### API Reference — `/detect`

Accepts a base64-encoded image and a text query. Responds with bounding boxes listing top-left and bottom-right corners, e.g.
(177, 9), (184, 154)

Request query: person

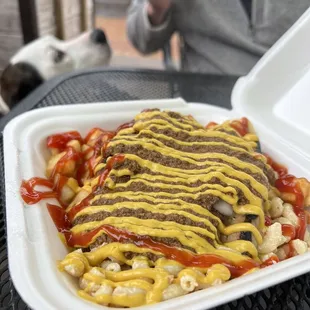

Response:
(127, 0), (310, 75)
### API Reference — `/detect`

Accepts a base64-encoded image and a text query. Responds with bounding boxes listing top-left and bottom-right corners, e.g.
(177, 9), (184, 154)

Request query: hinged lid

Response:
(232, 8), (310, 159)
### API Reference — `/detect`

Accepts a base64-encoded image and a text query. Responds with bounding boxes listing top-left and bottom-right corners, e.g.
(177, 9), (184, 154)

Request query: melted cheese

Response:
(79, 267), (170, 306)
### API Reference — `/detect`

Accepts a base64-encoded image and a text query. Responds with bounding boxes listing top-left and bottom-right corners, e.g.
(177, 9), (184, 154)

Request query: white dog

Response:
(0, 29), (111, 114)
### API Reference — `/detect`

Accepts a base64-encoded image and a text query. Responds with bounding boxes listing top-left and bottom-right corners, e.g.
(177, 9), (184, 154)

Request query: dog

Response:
(0, 28), (111, 115)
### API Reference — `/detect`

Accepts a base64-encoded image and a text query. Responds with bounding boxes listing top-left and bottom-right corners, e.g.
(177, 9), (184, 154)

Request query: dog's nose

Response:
(91, 29), (107, 45)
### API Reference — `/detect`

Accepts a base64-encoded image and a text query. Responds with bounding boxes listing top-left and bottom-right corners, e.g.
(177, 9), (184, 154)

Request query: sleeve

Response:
(126, 0), (175, 54)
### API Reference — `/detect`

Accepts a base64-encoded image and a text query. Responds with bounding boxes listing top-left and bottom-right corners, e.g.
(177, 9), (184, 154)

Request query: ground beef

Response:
(97, 158), (265, 204)
(73, 208), (217, 235)
(148, 126), (249, 150)
(124, 251), (163, 262)
(105, 143), (270, 188)
(89, 233), (197, 253)
(93, 191), (220, 211)
(75, 111), (270, 254)
(89, 234), (114, 250)
(136, 115), (195, 131)
(134, 133), (254, 157)
(153, 114), (203, 130)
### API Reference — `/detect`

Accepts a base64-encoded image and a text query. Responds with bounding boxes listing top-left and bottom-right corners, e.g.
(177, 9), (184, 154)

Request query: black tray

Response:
(1, 68), (309, 310)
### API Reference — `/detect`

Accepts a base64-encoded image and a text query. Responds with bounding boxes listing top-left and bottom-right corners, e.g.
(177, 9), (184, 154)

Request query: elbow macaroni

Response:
(132, 258), (149, 270)
(269, 197), (284, 219)
(60, 252), (232, 307)
(180, 275), (198, 292)
(258, 223), (286, 254)
(282, 203), (299, 226)
(103, 262), (121, 272)
(162, 284), (186, 300)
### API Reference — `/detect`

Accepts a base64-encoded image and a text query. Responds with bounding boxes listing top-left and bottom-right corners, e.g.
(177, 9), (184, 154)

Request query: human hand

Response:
(147, 0), (172, 25)
(149, 0), (172, 13)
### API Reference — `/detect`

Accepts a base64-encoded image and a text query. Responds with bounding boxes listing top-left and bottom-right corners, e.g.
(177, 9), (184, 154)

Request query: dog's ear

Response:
(0, 62), (44, 112)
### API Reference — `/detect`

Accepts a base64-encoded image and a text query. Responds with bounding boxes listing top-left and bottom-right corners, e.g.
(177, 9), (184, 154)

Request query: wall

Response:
(36, 0), (57, 36)
(0, 0), (94, 73)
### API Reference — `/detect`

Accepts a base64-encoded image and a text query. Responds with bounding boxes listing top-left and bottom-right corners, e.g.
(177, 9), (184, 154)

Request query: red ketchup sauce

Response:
(265, 154), (306, 241)
(20, 175), (71, 207)
(47, 131), (83, 151)
(265, 154), (288, 178)
(47, 203), (71, 232)
(306, 211), (310, 224)
(281, 224), (296, 240)
(84, 128), (101, 144)
(68, 154), (125, 222)
(50, 147), (82, 179)
(287, 241), (296, 258)
(229, 117), (249, 136)
(20, 177), (57, 205)
(205, 117), (249, 136)
(20, 124), (125, 209)
(77, 130), (116, 185)
(260, 255), (279, 268)
(116, 120), (134, 132)
(64, 224), (259, 277)
(264, 216), (272, 226)
(265, 154), (307, 241)
(205, 122), (218, 129)
(275, 175), (306, 240)
(78, 123), (134, 185)
(21, 152), (125, 224)
(40, 155), (126, 246)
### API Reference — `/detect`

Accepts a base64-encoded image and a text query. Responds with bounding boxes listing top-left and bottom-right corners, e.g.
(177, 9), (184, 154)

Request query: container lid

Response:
(231, 8), (310, 160)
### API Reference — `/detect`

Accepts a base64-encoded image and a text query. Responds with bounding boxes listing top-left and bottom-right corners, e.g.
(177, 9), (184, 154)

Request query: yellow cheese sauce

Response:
(58, 110), (274, 307)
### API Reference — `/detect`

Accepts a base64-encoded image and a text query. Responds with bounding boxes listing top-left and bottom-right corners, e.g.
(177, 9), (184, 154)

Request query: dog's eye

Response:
(49, 47), (66, 64)
(53, 49), (66, 64)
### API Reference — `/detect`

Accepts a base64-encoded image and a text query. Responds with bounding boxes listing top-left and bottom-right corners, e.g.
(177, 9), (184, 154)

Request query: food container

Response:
(4, 7), (310, 310)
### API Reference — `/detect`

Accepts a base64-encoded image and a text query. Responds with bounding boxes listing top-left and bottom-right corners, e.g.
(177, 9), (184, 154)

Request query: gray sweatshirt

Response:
(127, 0), (310, 75)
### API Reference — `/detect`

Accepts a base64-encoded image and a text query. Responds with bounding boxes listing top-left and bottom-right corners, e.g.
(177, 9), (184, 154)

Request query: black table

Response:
(0, 68), (309, 310)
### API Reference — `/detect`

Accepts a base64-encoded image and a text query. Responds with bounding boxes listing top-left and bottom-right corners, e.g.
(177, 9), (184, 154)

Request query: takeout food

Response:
(20, 109), (310, 308)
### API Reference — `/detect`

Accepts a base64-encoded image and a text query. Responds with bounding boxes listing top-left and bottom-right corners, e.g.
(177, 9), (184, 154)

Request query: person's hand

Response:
(147, 0), (172, 25)
(149, 0), (171, 13)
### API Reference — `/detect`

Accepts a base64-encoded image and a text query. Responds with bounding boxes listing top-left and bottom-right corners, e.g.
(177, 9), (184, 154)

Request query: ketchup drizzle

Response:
(63, 224), (259, 277)
(260, 255), (279, 268)
(77, 130), (116, 185)
(20, 124), (310, 276)
(229, 117), (249, 136)
(286, 241), (296, 259)
(20, 177), (57, 205)
(269, 156), (307, 241)
(50, 147), (82, 179)
(205, 122), (218, 129)
(47, 203), (71, 232)
(68, 154), (125, 221)
(281, 224), (296, 240)
(264, 154), (288, 178)
(47, 131), (83, 151)
(116, 120), (134, 132)
(205, 117), (249, 136)
(264, 216), (272, 226)
(275, 175), (304, 208)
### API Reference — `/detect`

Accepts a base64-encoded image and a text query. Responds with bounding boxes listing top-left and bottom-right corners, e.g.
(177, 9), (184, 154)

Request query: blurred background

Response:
(0, 0), (180, 73)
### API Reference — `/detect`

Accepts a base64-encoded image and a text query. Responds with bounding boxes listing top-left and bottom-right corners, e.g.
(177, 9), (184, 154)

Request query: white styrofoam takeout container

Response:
(4, 7), (310, 310)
